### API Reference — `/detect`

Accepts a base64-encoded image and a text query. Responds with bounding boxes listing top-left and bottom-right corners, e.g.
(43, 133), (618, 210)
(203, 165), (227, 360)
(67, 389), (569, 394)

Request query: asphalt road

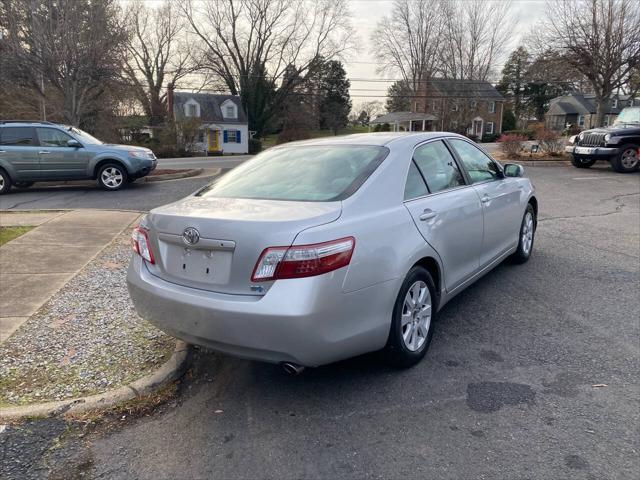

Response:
(1, 164), (639, 480)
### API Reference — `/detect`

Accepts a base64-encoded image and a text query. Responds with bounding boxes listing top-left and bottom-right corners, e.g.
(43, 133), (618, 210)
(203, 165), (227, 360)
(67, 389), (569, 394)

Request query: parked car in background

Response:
(0, 121), (157, 194)
(128, 132), (538, 373)
(565, 107), (640, 173)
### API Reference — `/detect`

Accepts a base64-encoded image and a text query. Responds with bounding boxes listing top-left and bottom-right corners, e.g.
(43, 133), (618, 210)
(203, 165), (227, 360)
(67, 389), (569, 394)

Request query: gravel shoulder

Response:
(0, 229), (175, 407)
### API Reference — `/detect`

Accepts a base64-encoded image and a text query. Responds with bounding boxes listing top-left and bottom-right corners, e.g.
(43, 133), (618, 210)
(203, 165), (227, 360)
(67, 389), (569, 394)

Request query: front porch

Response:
(370, 112), (438, 132)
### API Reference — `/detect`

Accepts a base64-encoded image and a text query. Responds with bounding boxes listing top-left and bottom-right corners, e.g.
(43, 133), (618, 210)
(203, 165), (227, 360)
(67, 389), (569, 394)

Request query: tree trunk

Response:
(594, 96), (607, 128)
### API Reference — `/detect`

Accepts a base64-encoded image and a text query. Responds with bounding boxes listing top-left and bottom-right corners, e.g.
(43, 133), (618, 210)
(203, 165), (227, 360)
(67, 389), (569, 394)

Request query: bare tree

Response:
(353, 100), (383, 125)
(123, 1), (195, 126)
(541, 0), (640, 127)
(439, 0), (514, 81)
(372, 0), (443, 94)
(181, 0), (355, 135)
(1, 0), (127, 127)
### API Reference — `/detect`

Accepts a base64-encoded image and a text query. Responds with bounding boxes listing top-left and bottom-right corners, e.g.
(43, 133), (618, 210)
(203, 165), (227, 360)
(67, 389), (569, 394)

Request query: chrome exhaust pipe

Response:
(281, 362), (305, 375)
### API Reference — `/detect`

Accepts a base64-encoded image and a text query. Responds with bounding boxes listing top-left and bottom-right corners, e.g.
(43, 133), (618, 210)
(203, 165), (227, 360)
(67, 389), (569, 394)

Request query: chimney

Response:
(167, 83), (175, 122)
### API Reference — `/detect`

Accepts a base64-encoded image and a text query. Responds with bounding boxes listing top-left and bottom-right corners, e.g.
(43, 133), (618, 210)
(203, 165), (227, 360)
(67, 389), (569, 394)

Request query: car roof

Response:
(278, 132), (469, 148)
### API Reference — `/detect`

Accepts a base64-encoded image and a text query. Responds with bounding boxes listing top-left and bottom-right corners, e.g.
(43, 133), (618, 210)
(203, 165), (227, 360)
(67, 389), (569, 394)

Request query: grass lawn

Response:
(261, 126), (371, 149)
(0, 226), (34, 246)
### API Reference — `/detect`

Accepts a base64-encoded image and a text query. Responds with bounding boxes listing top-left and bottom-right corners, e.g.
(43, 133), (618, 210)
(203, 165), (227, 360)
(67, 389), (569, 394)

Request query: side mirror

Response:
(503, 163), (524, 177)
(67, 139), (81, 148)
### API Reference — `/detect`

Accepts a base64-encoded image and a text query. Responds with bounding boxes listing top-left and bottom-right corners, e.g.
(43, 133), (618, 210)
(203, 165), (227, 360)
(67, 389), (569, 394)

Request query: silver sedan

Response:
(127, 133), (537, 372)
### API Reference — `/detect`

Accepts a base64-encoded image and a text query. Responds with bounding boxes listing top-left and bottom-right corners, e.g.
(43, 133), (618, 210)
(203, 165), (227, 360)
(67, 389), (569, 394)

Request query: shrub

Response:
(249, 138), (262, 154)
(498, 134), (527, 157)
(481, 133), (500, 143)
(536, 129), (564, 156)
(277, 128), (312, 144)
(380, 123), (391, 132)
(503, 129), (535, 140)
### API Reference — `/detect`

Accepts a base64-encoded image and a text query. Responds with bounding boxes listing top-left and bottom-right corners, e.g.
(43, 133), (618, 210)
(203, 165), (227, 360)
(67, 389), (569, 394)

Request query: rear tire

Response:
(511, 204), (536, 264)
(610, 144), (639, 173)
(383, 266), (437, 368)
(570, 155), (596, 168)
(97, 163), (128, 190)
(0, 169), (12, 195)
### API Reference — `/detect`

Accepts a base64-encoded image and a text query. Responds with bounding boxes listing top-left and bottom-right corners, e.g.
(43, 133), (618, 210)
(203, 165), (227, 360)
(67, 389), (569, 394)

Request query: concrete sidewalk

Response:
(0, 209), (139, 341)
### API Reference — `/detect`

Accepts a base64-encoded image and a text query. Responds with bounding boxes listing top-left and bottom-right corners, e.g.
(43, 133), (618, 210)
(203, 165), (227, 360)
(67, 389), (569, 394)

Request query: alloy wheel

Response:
(101, 167), (124, 188)
(522, 211), (534, 255)
(621, 148), (639, 169)
(401, 281), (432, 352)
(0, 176), (4, 191)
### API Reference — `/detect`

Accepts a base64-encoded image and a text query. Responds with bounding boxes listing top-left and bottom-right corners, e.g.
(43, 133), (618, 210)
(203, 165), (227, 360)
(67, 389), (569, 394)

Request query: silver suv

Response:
(0, 121), (157, 194)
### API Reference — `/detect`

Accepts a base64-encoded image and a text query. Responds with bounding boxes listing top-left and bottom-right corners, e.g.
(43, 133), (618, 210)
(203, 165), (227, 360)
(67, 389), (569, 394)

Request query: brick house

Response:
(372, 78), (505, 140)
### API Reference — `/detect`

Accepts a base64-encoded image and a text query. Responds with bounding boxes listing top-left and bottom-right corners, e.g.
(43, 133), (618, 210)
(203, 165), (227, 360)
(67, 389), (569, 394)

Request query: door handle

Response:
(481, 195), (491, 203)
(0, 150), (5, 154)
(39, 150), (51, 154)
(419, 209), (438, 221)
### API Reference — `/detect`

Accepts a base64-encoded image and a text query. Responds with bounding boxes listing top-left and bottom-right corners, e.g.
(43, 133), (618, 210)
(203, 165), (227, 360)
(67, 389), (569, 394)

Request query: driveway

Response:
(1, 165), (639, 480)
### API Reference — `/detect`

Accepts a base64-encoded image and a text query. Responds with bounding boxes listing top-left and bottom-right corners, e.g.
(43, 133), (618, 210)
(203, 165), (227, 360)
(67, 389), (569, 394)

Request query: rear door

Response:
(448, 138), (523, 268)
(403, 140), (484, 292)
(0, 126), (40, 180)
(36, 127), (90, 179)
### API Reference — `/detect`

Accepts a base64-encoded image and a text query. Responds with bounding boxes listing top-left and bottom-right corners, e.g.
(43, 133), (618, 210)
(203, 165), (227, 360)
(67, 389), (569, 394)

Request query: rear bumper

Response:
(565, 145), (619, 158)
(126, 255), (398, 366)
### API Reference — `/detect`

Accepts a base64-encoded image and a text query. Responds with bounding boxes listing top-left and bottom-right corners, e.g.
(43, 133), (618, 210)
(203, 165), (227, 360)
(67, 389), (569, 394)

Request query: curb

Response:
(143, 168), (204, 182)
(0, 341), (191, 421)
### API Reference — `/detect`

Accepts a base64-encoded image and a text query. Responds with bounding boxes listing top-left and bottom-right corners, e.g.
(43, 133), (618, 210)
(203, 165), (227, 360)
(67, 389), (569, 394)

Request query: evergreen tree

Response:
(317, 60), (351, 134)
(385, 80), (412, 112)
(497, 47), (531, 126)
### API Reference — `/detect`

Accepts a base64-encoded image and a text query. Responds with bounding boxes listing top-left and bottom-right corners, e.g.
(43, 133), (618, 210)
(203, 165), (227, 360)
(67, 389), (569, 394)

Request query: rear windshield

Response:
(196, 145), (389, 201)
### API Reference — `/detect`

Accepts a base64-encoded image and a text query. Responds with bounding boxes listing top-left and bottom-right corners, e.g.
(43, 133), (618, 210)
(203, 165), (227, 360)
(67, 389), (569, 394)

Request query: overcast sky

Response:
(345, 0), (548, 105)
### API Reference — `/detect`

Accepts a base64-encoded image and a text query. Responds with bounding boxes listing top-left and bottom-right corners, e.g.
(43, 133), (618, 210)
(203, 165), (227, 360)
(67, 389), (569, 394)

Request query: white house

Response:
(170, 90), (249, 154)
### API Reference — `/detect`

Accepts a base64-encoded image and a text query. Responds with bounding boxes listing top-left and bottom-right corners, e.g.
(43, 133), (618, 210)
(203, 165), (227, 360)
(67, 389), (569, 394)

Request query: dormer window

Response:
(612, 98), (618, 108)
(221, 100), (237, 119)
(226, 105), (235, 117)
(184, 98), (200, 117)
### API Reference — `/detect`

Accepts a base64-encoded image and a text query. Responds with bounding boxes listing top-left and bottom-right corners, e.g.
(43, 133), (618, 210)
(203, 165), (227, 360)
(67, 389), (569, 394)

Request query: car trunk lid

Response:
(143, 196), (342, 295)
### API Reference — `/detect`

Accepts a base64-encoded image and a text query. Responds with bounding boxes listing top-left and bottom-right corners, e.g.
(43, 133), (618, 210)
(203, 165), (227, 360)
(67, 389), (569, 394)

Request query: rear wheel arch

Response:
(413, 256), (442, 305)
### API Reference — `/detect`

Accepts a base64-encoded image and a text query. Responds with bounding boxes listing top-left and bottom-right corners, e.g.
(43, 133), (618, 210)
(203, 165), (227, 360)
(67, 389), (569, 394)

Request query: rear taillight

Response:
(251, 237), (355, 282)
(131, 226), (155, 264)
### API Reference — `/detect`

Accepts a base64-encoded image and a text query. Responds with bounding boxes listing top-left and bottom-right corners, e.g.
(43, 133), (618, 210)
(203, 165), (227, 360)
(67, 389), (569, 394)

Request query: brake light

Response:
(131, 226), (155, 264)
(251, 237), (355, 282)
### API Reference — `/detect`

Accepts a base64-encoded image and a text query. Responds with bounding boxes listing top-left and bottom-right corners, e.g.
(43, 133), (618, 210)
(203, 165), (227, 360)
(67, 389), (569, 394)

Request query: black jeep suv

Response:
(565, 107), (640, 173)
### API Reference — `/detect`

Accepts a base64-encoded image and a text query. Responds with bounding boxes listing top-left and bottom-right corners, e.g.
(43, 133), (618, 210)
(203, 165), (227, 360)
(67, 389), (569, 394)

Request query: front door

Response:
(403, 140), (484, 292)
(448, 138), (523, 268)
(207, 129), (219, 153)
(473, 119), (483, 139)
(36, 127), (90, 179)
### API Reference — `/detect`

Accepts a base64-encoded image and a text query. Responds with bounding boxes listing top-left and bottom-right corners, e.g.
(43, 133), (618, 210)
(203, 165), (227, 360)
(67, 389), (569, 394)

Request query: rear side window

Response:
(197, 145), (388, 202)
(448, 139), (501, 184)
(0, 127), (36, 146)
(37, 128), (73, 147)
(413, 140), (465, 193)
(404, 161), (429, 200)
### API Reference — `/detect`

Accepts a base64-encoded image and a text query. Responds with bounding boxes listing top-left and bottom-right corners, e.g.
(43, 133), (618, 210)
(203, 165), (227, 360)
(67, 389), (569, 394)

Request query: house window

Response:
(488, 101), (496, 113)
(224, 129), (241, 143)
(486, 122), (494, 134)
(187, 104), (198, 117)
(226, 105), (235, 117)
(578, 115), (585, 127)
(612, 98), (618, 108)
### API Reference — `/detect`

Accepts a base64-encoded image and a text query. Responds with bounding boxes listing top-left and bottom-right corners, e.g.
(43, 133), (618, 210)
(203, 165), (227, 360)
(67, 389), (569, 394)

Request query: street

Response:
(1, 164), (639, 479)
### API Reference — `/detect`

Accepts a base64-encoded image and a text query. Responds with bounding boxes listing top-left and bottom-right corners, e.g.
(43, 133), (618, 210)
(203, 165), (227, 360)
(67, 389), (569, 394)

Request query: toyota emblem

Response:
(182, 227), (200, 245)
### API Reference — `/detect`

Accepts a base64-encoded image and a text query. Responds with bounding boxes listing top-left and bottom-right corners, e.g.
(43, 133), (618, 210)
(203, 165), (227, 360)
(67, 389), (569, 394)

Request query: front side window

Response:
(449, 139), (501, 184)
(0, 127), (36, 146)
(413, 140), (465, 193)
(404, 161), (429, 200)
(197, 145), (388, 202)
(37, 128), (73, 147)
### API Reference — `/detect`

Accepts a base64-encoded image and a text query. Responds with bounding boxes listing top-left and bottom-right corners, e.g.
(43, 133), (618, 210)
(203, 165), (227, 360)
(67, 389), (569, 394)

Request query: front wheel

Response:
(610, 144), (639, 173)
(511, 204), (536, 264)
(97, 163), (128, 190)
(570, 155), (596, 168)
(383, 266), (437, 368)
